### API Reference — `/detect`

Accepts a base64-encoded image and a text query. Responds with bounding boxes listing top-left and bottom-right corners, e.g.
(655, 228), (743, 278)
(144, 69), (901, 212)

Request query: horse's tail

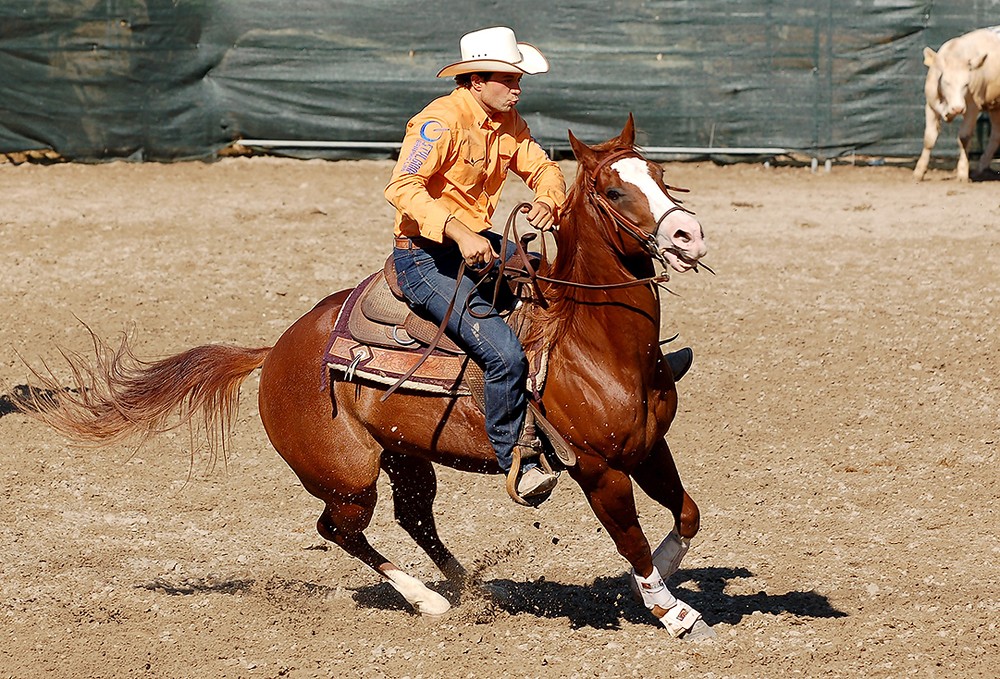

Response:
(17, 328), (271, 454)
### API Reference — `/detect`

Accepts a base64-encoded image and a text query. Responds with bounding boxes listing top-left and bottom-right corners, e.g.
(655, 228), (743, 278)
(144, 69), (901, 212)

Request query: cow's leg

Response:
(914, 104), (941, 181)
(975, 108), (1000, 176)
(956, 102), (981, 181)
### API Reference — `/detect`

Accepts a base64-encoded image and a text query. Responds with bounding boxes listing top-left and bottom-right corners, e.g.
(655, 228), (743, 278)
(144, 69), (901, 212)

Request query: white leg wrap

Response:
(384, 569), (451, 616)
(658, 598), (702, 638)
(633, 565), (704, 638)
(632, 566), (677, 611)
(628, 530), (691, 602)
(650, 529), (690, 580)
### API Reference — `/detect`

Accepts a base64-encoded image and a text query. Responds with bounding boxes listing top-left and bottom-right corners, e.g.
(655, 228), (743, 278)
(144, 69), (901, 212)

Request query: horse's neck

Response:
(548, 243), (662, 363)
(565, 285), (660, 348)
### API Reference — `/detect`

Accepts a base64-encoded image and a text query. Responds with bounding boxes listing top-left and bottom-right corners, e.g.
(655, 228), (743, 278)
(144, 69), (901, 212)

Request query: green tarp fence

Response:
(1, 1), (997, 162)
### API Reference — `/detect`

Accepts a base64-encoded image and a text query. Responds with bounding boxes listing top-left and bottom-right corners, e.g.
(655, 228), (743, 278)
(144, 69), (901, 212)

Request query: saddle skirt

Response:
(324, 260), (547, 403)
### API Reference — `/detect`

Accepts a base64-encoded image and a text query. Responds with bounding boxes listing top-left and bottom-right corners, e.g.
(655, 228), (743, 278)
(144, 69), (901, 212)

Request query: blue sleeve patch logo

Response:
(420, 120), (446, 142)
(402, 120), (446, 174)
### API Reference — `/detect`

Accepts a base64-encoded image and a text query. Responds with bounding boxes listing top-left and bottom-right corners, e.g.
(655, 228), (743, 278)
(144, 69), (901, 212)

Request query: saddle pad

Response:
(325, 274), (472, 396)
(325, 270), (546, 402)
(326, 337), (472, 395)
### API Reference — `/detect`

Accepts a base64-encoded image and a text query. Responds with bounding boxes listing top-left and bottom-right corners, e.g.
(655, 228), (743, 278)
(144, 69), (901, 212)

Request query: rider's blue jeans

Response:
(393, 232), (525, 473)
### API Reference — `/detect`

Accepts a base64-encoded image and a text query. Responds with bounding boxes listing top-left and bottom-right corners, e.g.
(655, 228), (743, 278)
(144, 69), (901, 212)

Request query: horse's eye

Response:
(606, 188), (624, 201)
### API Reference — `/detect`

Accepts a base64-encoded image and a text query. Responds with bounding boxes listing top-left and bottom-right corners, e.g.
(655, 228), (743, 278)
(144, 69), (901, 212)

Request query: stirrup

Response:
(504, 413), (555, 506)
(505, 445), (556, 506)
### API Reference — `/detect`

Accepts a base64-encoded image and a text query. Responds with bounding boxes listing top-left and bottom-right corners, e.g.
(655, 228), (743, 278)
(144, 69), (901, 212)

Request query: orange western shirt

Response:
(385, 86), (566, 243)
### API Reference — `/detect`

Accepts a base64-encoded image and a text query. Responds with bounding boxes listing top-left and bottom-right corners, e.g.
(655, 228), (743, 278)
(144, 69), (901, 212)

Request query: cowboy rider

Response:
(385, 26), (693, 504)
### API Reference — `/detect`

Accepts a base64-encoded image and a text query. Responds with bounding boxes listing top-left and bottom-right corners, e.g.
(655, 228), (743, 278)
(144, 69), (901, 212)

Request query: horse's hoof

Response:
(419, 608), (451, 621)
(384, 569), (452, 616)
(413, 590), (452, 617)
(413, 590), (451, 618)
(682, 618), (717, 641)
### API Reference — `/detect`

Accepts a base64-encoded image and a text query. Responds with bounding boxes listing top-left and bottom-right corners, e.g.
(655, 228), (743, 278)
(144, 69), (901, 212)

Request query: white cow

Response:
(914, 26), (1000, 181)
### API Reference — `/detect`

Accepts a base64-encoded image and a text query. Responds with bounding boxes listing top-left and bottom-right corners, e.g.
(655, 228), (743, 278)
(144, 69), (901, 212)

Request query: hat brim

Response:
(436, 42), (548, 78)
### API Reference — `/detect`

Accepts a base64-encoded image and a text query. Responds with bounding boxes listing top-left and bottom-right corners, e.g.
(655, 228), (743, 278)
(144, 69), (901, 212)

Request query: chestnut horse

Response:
(23, 116), (712, 638)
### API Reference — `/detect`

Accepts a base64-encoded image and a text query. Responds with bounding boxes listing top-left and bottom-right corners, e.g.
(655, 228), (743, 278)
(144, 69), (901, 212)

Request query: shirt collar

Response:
(455, 87), (503, 131)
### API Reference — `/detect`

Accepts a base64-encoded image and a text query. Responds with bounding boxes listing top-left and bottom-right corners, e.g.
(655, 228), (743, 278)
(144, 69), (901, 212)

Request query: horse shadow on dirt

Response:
(351, 566), (847, 629)
(0, 384), (77, 418)
(129, 566), (844, 629)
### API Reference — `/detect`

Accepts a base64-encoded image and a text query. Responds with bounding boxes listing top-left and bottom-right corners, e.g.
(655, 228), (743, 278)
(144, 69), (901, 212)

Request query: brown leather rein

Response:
(490, 202), (671, 296)
(380, 153), (705, 401)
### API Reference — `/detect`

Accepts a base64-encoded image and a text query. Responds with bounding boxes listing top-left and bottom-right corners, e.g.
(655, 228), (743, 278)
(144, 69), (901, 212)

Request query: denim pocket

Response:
(393, 248), (433, 306)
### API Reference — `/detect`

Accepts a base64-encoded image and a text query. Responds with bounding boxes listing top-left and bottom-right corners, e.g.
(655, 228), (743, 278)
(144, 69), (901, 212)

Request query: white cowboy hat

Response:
(436, 26), (549, 78)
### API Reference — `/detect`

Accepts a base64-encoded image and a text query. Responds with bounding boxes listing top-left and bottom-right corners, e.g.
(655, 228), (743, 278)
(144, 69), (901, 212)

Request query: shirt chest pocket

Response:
(489, 139), (516, 190)
(453, 138), (487, 186)
(498, 137), (517, 166)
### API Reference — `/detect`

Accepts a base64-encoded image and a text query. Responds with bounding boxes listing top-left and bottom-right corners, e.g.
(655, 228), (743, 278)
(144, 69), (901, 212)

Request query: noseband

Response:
(587, 149), (695, 264)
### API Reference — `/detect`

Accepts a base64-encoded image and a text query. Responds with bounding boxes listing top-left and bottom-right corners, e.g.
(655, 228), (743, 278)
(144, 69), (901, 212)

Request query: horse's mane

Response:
(523, 138), (639, 348)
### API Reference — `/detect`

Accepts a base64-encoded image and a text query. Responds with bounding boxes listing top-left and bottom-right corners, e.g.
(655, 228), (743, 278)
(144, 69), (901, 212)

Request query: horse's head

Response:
(568, 114), (707, 273)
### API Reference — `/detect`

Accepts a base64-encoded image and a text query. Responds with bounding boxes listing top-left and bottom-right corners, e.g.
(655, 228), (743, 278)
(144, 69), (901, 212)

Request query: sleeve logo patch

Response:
(402, 120), (445, 174)
(420, 120), (446, 142)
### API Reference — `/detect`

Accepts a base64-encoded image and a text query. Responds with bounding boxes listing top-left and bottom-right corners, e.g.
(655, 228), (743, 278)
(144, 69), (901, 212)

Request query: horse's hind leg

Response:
(381, 451), (467, 586)
(306, 455), (452, 617)
(289, 417), (452, 617)
(257, 296), (449, 616)
(631, 439), (700, 580)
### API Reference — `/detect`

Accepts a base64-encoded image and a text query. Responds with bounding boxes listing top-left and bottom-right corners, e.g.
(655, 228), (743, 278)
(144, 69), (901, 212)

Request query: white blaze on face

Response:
(610, 158), (706, 272)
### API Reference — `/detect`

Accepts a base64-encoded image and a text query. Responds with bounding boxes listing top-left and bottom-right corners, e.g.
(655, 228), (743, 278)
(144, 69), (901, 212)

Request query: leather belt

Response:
(393, 235), (452, 250)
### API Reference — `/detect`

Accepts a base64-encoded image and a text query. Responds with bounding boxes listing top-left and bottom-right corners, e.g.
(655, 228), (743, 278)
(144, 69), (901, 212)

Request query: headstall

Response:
(586, 148), (694, 262)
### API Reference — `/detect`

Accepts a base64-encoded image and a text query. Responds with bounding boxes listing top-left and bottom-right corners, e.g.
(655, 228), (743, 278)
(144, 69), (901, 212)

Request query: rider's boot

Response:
(516, 464), (558, 498)
(507, 413), (558, 504)
(665, 347), (693, 382)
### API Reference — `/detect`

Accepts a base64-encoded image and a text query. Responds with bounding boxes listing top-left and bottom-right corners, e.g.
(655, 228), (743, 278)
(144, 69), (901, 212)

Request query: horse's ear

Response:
(620, 113), (636, 147)
(568, 129), (597, 170)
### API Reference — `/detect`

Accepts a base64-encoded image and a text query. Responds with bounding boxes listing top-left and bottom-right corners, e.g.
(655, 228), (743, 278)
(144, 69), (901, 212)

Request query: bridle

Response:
(477, 147), (713, 305)
(586, 148), (702, 270)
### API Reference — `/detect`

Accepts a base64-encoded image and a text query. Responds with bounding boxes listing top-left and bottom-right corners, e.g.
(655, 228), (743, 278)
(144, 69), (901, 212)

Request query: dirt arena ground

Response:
(1, 155), (997, 678)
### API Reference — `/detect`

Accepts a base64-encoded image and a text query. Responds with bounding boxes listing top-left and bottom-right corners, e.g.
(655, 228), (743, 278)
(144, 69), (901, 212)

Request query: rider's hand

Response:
(445, 217), (495, 268)
(521, 201), (555, 232)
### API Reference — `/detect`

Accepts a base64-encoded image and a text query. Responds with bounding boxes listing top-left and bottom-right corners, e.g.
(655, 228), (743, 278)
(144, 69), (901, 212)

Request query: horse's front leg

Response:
(571, 454), (709, 639)
(631, 438), (700, 580)
(573, 456), (653, 572)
